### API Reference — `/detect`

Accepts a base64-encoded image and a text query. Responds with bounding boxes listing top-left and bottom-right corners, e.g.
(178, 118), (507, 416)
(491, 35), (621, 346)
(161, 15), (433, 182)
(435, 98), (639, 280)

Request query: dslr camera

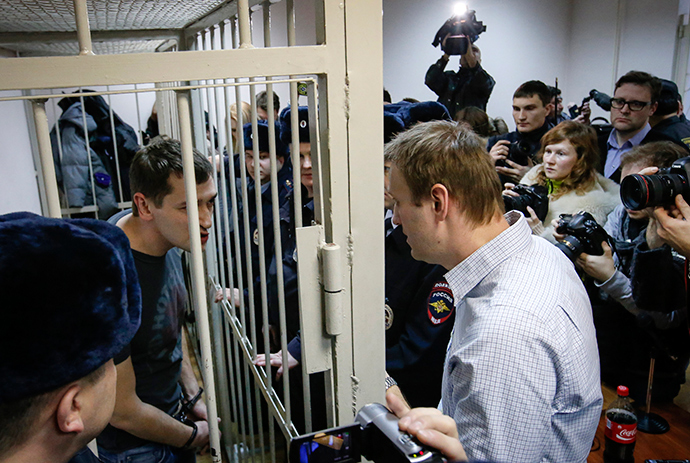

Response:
(620, 156), (690, 210)
(503, 184), (549, 222)
(496, 139), (533, 168)
(432, 9), (486, 56)
(555, 211), (610, 262)
(289, 403), (445, 463)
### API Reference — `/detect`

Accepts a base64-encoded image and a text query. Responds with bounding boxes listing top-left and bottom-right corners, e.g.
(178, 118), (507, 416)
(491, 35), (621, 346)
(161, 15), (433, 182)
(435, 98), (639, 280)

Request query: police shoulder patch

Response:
(253, 228), (260, 246)
(384, 303), (394, 330)
(427, 279), (454, 325)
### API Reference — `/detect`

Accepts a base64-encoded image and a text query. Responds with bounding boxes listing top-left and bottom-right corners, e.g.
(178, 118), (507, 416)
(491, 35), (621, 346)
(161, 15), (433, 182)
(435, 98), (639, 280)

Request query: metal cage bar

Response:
(176, 89), (222, 461)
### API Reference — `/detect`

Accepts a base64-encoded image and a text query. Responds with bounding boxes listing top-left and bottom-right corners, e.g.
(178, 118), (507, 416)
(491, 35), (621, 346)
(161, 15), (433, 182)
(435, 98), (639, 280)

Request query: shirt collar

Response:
(444, 211), (531, 301)
(608, 123), (651, 149)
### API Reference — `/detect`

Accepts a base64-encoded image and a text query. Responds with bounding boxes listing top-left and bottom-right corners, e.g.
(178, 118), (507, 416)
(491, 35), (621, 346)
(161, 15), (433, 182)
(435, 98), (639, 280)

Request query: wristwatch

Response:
(385, 375), (397, 391)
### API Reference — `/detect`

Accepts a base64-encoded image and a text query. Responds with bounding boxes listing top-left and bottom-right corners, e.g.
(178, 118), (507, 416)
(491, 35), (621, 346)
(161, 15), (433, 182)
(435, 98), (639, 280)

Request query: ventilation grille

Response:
(0, 0), (229, 32)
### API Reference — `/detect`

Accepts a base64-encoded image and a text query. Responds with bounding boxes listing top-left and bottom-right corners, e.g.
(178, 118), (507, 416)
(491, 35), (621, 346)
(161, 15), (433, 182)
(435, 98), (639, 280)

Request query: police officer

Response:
(238, 120), (293, 340)
(252, 106), (326, 433)
(643, 78), (690, 152)
(0, 212), (141, 463)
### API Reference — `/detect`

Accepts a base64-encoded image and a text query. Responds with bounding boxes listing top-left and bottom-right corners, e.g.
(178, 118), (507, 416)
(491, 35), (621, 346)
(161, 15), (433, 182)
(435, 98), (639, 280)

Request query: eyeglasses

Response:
(610, 98), (651, 111)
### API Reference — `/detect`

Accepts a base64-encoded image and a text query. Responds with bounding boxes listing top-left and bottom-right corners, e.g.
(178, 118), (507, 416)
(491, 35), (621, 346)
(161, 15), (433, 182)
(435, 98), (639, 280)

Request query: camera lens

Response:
(555, 235), (584, 262)
(621, 173), (687, 210)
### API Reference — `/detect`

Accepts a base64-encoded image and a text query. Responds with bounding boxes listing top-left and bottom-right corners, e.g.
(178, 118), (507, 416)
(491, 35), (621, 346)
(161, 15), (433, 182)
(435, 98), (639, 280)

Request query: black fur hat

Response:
(399, 101), (451, 128)
(383, 101), (450, 131)
(0, 212), (141, 403)
(279, 106), (310, 146)
(243, 120), (288, 159)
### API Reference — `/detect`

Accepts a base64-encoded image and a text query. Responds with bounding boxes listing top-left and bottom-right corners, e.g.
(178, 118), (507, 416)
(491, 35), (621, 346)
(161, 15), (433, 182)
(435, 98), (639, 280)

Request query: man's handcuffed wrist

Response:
(181, 420), (198, 450)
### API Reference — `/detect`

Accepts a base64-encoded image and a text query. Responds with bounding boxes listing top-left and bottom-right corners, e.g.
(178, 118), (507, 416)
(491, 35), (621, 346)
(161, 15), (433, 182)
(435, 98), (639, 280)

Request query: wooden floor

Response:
(189, 330), (690, 463)
(588, 381), (690, 462)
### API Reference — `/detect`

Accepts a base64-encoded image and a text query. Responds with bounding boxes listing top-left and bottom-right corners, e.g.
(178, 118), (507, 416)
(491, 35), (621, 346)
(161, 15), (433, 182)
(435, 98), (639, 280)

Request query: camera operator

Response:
(425, 38), (495, 116)
(643, 78), (690, 152)
(576, 142), (690, 403)
(547, 86), (591, 125)
(597, 71), (660, 183)
(487, 80), (554, 185)
(386, 389), (468, 462)
(546, 86), (568, 125)
(653, 194), (690, 259)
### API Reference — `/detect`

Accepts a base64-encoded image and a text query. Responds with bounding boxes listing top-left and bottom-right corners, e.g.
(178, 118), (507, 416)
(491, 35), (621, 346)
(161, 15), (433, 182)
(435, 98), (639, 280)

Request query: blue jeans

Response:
(97, 443), (195, 463)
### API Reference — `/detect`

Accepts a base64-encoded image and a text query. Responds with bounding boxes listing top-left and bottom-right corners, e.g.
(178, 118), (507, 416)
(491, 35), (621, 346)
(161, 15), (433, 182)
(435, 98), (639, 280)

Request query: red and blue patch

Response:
(427, 279), (454, 325)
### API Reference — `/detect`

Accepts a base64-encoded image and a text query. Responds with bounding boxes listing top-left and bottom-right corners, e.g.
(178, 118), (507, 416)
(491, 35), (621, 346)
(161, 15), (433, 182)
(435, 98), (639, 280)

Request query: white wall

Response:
(383, 0), (680, 126)
(0, 0), (682, 216)
(0, 89), (42, 215)
(567, 0), (679, 121)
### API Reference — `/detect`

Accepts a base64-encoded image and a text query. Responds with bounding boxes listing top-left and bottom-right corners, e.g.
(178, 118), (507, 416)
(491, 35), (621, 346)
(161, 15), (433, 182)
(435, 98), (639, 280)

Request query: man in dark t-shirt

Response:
(96, 137), (217, 463)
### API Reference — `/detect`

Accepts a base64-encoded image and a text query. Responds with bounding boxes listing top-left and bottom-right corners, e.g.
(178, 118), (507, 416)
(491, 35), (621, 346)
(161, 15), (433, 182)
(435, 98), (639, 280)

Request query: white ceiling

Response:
(0, 0), (231, 56)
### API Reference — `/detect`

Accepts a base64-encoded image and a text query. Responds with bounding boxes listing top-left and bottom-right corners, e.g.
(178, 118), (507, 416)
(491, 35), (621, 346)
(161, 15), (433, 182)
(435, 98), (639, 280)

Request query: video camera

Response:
(289, 403), (446, 463)
(432, 9), (486, 56)
(620, 156), (690, 210)
(568, 89), (611, 118)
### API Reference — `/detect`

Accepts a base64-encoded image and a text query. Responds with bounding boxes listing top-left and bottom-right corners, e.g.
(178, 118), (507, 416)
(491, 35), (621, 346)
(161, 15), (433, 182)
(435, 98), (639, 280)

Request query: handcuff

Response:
(172, 388), (204, 450)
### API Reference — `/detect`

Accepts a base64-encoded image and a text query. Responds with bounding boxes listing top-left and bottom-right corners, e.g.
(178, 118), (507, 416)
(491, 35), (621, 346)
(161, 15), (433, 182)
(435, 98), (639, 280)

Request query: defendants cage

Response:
(0, 0), (385, 461)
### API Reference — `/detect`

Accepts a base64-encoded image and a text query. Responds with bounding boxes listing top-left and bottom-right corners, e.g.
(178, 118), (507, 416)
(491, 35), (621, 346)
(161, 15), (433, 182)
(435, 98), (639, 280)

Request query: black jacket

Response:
(487, 122), (553, 185)
(643, 115), (690, 152)
(385, 224), (452, 408)
(425, 58), (495, 116)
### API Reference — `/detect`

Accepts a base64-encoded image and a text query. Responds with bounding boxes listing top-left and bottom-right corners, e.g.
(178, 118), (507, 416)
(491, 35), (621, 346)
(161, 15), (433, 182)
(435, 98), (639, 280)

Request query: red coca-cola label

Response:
(605, 417), (637, 444)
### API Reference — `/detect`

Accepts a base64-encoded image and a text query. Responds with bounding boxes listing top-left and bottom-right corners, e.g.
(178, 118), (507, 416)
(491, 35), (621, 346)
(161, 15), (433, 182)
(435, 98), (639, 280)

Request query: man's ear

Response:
(650, 101), (658, 116)
(56, 385), (84, 434)
(430, 183), (450, 220)
(132, 192), (154, 221)
(545, 102), (554, 115)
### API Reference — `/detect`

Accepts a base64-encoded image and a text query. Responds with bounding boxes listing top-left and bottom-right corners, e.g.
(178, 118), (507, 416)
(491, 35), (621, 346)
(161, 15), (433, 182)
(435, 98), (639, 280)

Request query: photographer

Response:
(654, 194), (690, 259)
(577, 142), (690, 403)
(505, 121), (619, 243)
(488, 80), (554, 184)
(547, 86), (591, 125)
(425, 39), (495, 116)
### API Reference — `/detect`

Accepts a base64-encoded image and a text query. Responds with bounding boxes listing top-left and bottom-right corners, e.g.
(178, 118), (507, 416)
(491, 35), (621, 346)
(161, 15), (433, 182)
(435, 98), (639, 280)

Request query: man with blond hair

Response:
(385, 120), (602, 462)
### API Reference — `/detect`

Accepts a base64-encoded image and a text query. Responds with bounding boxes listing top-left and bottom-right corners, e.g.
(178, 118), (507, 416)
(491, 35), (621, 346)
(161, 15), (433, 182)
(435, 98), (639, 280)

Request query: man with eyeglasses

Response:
(598, 71), (660, 183)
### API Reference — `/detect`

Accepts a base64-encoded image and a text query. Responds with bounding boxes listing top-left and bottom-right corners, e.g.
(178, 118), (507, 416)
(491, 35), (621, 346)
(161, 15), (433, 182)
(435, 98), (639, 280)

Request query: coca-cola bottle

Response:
(604, 385), (637, 463)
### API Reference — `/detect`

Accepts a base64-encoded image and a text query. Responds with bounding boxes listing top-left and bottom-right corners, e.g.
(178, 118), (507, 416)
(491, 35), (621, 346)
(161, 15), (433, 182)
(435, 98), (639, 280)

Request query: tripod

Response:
(636, 346), (672, 434)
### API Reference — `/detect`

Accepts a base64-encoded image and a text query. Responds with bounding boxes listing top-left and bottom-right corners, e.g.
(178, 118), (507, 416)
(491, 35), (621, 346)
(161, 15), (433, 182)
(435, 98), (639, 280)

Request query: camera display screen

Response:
(290, 425), (361, 463)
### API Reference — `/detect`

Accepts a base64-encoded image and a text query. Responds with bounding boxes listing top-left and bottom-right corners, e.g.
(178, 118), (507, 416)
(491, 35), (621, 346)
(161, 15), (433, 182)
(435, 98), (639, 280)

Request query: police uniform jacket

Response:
(643, 115), (690, 152)
(385, 224), (453, 408)
(266, 185), (315, 358)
